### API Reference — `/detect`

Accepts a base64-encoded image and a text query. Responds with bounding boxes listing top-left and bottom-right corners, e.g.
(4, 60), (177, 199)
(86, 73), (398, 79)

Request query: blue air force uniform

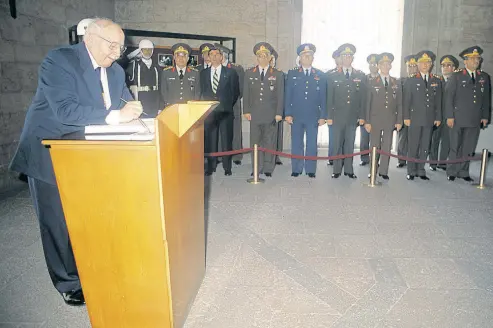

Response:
(285, 44), (327, 175)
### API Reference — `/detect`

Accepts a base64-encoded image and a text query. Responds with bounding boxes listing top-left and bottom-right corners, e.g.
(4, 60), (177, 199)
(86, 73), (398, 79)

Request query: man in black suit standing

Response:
(201, 45), (240, 176)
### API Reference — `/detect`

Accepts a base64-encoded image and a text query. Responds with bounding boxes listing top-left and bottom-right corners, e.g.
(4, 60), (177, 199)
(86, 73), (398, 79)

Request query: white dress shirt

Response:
(176, 66), (186, 77)
(380, 74), (390, 86)
(259, 65), (269, 77)
(211, 64), (222, 87)
(301, 66), (312, 76)
(86, 46), (121, 125)
(342, 66), (353, 76)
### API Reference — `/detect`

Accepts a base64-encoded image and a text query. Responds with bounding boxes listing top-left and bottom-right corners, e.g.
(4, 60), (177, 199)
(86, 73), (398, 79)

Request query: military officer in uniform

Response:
(214, 43), (245, 165)
(126, 39), (160, 116)
(403, 50), (442, 180)
(326, 43), (366, 179)
(360, 53), (380, 166)
(285, 43), (327, 178)
(270, 48), (285, 165)
(445, 46), (490, 181)
(243, 43), (284, 177)
(160, 43), (201, 109)
(397, 55), (419, 168)
(326, 49), (343, 166)
(429, 54), (459, 171)
(364, 53), (403, 180)
(196, 43), (214, 71)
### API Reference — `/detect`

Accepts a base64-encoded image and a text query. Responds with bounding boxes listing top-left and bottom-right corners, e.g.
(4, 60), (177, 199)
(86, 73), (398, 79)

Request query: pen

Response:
(119, 98), (151, 133)
(120, 98), (148, 116)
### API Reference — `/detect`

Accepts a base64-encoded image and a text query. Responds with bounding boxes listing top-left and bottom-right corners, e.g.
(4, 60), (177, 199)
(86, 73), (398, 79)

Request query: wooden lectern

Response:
(42, 101), (217, 328)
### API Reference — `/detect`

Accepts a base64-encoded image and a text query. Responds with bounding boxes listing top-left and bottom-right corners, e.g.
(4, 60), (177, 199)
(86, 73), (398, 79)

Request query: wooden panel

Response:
(156, 102), (215, 328)
(49, 143), (171, 328)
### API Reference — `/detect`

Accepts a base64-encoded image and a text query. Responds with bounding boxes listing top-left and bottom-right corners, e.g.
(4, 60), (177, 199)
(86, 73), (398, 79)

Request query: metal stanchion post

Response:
(365, 146), (381, 187)
(247, 144), (265, 184)
(474, 148), (488, 189)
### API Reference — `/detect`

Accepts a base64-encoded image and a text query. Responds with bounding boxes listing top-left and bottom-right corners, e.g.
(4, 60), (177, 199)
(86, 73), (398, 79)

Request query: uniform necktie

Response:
(471, 72), (475, 84)
(261, 69), (265, 81)
(212, 69), (219, 94)
(305, 69), (309, 77)
(179, 69), (184, 80)
(424, 75), (428, 88)
(384, 77), (388, 88)
(345, 69), (350, 79)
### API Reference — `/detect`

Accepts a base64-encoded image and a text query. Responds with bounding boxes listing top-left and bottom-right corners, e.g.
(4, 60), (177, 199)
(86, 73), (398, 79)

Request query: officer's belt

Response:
(136, 86), (158, 92)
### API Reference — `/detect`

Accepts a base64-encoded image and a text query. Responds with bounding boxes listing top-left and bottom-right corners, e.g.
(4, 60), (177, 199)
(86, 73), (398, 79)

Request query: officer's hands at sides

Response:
(365, 124), (371, 133)
(481, 119), (489, 126)
(318, 119), (326, 126)
(120, 101), (143, 123)
(244, 113), (252, 121)
(285, 116), (293, 124)
(395, 123), (402, 131)
(326, 119), (333, 125)
(404, 119), (411, 127)
(434, 120), (441, 127)
(275, 115), (283, 122)
(447, 118), (454, 128)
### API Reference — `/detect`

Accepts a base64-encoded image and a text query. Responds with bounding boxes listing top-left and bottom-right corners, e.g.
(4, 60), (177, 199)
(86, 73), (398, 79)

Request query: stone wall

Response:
(0, 0), (115, 193)
(402, 0), (493, 152)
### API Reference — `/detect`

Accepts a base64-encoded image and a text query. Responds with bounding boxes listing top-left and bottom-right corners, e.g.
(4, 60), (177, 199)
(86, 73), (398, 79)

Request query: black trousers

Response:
(205, 110), (234, 172)
(447, 126), (480, 178)
(250, 122), (278, 174)
(28, 177), (80, 294)
(397, 125), (408, 164)
(407, 126), (433, 176)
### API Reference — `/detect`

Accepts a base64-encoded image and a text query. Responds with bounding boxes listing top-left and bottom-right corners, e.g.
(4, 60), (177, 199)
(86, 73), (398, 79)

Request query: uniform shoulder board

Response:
(293, 65), (299, 70)
(410, 73), (420, 78)
(187, 66), (198, 71)
(163, 66), (173, 71)
(454, 68), (464, 73)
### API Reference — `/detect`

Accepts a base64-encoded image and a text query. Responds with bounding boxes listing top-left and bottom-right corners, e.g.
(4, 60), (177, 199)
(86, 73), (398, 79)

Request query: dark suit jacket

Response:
(200, 65), (240, 112)
(10, 42), (133, 185)
(403, 73), (442, 126)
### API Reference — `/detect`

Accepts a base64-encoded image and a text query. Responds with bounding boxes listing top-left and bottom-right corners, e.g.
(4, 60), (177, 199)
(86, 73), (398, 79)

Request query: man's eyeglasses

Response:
(94, 34), (127, 53)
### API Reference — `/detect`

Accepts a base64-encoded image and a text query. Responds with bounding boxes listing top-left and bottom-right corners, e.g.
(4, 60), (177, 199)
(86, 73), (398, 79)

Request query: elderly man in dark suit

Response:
(9, 18), (142, 306)
(200, 45), (240, 176)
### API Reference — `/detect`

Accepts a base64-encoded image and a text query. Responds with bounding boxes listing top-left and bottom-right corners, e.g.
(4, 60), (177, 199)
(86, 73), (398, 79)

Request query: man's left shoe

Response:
(276, 160), (283, 165)
(62, 289), (85, 306)
(308, 173), (316, 178)
(359, 161), (369, 166)
(224, 170), (232, 176)
(233, 160), (242, 165)
(461, 176), (474, 182)
(344, 173), (357, 179)
(379, 174), (390, 180)
(265, 173), (272, 177)
(419, 175), (430, 180)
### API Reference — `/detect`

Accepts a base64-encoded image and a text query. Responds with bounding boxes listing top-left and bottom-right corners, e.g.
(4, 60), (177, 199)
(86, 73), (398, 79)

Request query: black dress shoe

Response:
(205, 171), (213, 176)
(62, 289), (85, 306)
(327, 160), (334, 166)
(308, 173), (316, 178)
(359, 161), (369, 166)
(344, 173), (357, 179)
(419, 175), (430, 180)
(233, 160), (242, 165)
(379, 174), (390, 180)
(447, 175), (456, 181)
(265, 173), (272, 177)
(461, 177), (474, 182)
(291, 172), (300, 177)
(406, 174), (414, 180)
(429, 166), (437, 171)
(276, 160), (283, 165)
(397, 163), (406, 168)
(438, 165), (447, 171)
(224, 170), (232, 176)
(331, 173), (341, 178)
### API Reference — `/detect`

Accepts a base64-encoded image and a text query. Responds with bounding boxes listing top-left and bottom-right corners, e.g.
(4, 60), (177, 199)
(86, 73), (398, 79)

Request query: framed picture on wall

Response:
(158, 54), (173, 67)
(188, 55), (198, 67)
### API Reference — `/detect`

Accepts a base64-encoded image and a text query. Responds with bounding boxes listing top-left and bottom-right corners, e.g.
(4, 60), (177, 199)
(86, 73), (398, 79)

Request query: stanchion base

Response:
(247, 177), (265, 184)
(363, 181), (382, 187)
(474, 184), (487, 189)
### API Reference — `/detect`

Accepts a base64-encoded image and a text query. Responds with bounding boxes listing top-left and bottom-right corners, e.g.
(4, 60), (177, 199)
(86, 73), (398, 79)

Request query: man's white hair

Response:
(83, 17), (117, 41)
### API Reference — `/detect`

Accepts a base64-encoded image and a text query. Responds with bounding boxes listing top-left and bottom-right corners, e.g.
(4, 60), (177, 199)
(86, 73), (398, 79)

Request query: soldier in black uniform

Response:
(126, 39), (161, 116)
(326, 49), (342, 166)
(270, 48), (285, 165)
(429, 55), (459, 171)
(160, 43), (201, 109)
(326, 43), (367, 179)
(397, 54), (419, 168)
(403, 50), (442, 180)
(243, 43), (284, 177)
(360, 53), (379, 166)
(445, 46), (490, 181)
(196, 43), (214, 71)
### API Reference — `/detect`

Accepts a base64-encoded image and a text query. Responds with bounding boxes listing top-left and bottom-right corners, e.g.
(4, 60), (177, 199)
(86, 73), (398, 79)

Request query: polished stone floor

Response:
(1, 155), (492, 328)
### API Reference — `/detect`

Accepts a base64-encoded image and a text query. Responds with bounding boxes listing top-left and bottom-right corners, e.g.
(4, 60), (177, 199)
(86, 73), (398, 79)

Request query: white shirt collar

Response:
(380, 74), (390, 80)
(466, 68), (475, 75)
(259, 65), (269, 72)
(85, 44), (100, 69)
(176, 66), (186, 74)
(342, 66), (353, 74)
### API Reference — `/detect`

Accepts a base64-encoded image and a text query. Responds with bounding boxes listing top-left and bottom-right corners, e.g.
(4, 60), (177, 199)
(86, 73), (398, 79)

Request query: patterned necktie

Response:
(471, 72), (475, 84)
(95, 67), (106, 107)
(179, 69), (184, 80)
(261, 69), (265, 81)
(212, 69), (219, 94)
(346, 69), (350, 79)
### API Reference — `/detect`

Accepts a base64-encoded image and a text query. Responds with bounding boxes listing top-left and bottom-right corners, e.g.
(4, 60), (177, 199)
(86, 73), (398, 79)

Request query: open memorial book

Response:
(84, 118), (155, 141)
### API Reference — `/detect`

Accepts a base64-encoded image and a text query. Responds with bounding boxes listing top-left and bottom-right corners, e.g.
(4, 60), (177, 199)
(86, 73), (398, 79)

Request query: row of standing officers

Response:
(126, 41), (490, 182)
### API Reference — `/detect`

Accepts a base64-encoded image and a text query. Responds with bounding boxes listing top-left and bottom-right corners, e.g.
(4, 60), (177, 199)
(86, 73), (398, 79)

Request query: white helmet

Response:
(77, 18), (94, 36)
(138, 39), (154, 50)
